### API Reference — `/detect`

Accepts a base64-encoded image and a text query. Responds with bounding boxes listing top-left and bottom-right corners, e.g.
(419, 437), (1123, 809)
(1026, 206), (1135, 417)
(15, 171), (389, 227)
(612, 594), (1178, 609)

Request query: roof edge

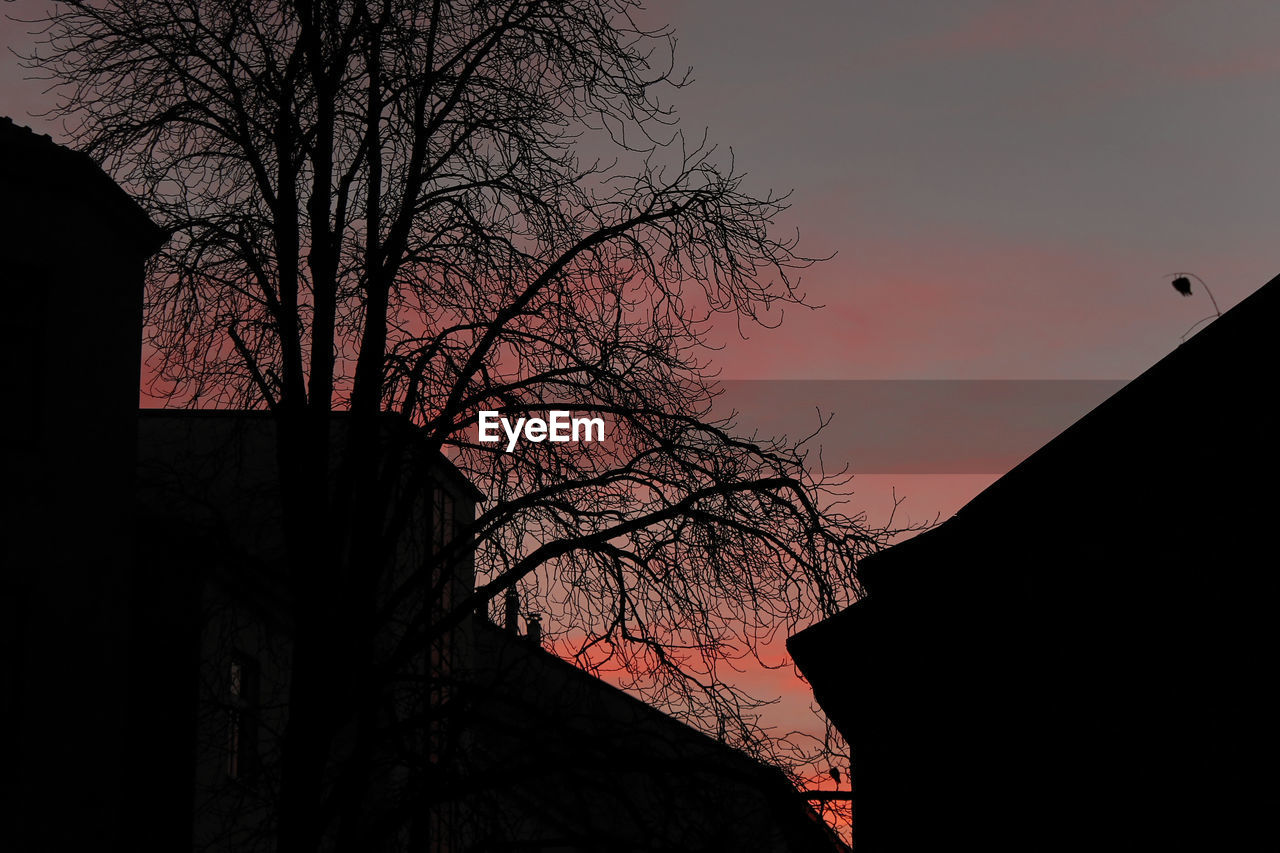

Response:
(1, 116), (168, 255)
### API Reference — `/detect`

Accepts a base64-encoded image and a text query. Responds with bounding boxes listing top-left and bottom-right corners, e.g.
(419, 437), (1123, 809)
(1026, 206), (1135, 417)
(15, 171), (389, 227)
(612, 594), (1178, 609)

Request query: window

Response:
(226, 654), (258, 780)
(442, 490), (455, 545)
(432, 487), (454, 553)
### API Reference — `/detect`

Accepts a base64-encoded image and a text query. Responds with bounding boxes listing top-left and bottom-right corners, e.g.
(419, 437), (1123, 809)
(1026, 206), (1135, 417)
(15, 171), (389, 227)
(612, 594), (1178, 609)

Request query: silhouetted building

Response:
(444, 616), (845, 852)
(3, 118), (844, 853)
(2, 115), (166, 852)
(133, 411), (842, 853)
(788, 274), (1280, 851)
(132, 409), (483, 852)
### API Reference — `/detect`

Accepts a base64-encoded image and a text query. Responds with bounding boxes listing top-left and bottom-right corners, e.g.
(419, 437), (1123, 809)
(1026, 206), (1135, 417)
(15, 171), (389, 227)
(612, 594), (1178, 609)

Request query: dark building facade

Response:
(133, 412), (840, 853)
(133, 409), (483, 852)
(2, 115), (167, 852)
(444, 616), (845, 852)
(789, 275), (1280, 851)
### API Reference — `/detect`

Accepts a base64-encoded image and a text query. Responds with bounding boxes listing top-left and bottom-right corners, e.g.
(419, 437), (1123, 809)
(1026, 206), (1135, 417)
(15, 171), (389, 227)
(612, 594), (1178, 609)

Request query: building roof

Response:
(138, 408), (486, 503)
(1, 115), (167, 253)
(462, 616), (849, 852)
(788, 269), (1280, 698)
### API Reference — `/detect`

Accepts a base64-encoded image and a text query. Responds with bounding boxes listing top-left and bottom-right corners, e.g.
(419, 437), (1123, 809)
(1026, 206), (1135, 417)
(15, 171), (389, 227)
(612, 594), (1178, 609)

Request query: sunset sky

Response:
(5, 0), (1279, 797)
(641, 0), (1280, 531)
(6, 1), (1278, 498)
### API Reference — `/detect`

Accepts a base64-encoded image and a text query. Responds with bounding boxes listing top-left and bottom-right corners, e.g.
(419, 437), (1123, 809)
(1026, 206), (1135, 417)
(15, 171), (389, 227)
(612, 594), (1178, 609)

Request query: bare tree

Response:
(25, 1), (885, 850)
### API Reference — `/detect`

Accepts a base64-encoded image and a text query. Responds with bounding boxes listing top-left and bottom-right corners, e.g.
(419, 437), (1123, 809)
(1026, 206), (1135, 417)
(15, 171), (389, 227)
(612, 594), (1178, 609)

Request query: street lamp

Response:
(1167, 272), (1221, 340)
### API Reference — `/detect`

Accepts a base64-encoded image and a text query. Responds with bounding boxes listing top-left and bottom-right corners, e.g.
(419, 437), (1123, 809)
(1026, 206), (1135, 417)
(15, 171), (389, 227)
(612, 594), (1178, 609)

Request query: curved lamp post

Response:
(1167, 272), (1221, 340)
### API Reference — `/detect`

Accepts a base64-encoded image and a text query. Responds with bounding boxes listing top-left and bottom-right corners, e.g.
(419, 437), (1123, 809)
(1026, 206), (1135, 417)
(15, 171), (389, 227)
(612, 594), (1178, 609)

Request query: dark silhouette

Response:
(12, 1), (879, 847)
(789, 273), (1280, 852)
(24, 10), (880, 823)
(1168, 272), (1223, 341)
(3, 114), (851, 852)
(1, 115), (166, 853)
(411, 602), (848, 852)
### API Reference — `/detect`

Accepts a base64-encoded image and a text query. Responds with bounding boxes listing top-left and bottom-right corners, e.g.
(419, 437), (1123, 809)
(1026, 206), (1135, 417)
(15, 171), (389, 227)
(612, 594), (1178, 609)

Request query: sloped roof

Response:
(464, 617), (849, 852)
(789, 270), (1280, 668)
(1, 115), (167, 253)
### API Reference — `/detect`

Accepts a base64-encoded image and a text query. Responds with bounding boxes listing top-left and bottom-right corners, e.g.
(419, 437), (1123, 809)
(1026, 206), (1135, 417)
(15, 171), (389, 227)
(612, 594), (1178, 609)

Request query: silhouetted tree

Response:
(26, 1), (881, 850)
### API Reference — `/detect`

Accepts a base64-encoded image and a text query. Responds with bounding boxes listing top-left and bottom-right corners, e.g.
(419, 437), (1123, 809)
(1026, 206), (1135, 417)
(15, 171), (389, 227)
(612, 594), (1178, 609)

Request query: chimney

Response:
(525, 613), (542, 647)
(504, 588), (519, 634)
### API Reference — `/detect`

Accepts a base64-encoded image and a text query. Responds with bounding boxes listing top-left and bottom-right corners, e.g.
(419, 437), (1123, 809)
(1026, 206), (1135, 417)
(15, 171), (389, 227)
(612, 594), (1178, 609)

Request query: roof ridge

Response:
(0, 115), (77, 155)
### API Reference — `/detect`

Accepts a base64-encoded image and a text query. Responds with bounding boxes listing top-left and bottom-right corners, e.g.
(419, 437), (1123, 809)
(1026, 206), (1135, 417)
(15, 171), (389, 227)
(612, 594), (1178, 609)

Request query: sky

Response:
(7, 1), (1279, 494)
(637, 0), (1280, 534)
(6, 0), (1280, 803)
(646, 0), (1280, 379)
